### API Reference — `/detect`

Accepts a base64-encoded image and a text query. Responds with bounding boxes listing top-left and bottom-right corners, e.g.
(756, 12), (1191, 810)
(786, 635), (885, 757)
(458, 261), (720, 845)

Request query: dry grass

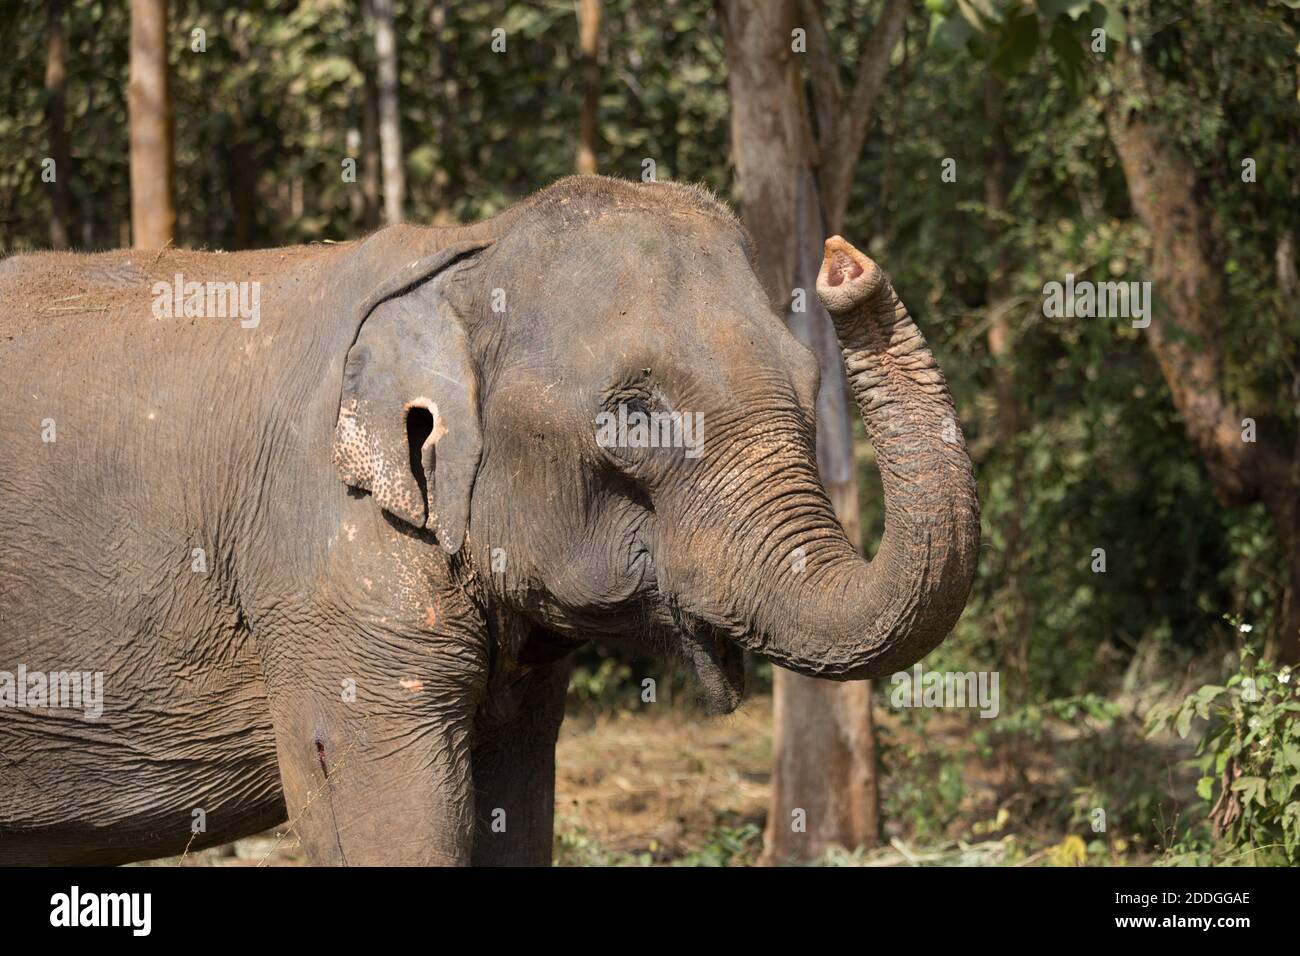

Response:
(553, 697), (773, 863)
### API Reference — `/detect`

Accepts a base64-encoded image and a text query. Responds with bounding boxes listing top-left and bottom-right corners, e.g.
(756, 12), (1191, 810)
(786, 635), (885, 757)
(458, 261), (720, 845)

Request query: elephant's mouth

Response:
(626, 517), (743, 713)
(678, 619), (745, 715)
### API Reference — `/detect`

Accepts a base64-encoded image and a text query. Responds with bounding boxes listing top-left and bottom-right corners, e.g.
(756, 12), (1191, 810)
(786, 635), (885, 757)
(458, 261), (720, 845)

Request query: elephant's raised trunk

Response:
(738, 237), (980, 680)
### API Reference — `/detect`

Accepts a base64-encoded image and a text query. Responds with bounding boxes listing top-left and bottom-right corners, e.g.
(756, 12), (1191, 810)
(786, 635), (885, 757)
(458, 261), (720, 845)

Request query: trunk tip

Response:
(818, 235), (884, 313)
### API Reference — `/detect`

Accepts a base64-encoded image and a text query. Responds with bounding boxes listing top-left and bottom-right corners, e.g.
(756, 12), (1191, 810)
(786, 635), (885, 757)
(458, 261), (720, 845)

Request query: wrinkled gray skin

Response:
(0, 177), (978, 866)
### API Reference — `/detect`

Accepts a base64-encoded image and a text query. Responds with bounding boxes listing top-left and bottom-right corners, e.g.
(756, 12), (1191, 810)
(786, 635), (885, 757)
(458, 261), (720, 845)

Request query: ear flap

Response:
(334, 262), (482, 554)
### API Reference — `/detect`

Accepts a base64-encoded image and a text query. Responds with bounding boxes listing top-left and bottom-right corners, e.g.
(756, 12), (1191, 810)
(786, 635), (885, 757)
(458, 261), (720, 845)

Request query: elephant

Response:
(0, 176), (978, 866)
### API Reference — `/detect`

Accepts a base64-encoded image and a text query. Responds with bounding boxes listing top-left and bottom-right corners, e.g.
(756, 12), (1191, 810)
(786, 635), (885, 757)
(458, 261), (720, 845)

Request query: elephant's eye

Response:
(595, 389), (659, 466)
(599, 381), (656, 419)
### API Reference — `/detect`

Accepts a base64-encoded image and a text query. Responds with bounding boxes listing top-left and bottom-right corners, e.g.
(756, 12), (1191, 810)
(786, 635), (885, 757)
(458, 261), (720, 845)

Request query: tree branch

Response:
(800, 0), (844, 169)
(815, 0), (911, 234)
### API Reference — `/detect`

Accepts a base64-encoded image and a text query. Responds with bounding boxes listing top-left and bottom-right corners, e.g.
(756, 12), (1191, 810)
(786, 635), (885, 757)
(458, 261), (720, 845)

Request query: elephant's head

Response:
(334, 177), (980, 712)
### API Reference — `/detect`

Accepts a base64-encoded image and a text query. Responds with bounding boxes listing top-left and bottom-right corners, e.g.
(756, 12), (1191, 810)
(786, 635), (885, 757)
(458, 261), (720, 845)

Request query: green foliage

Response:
(566, 643), (772, 712)
(927, 0), (1124, 89)
(879, 708), (968, 842)
(553, 827), (653, 867)
(1146, 621), (1300, 864)
(1003, 696), (1167, 852)
(883, 689), (1175, 852)
(883, 0), (1299, 705)
(671, 823), (762, 867)
(0, 0), (729, 252)
(566, 654), (635, 710)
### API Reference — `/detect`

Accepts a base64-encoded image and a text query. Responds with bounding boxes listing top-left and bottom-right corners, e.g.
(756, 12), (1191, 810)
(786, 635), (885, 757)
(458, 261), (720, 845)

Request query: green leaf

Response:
(955, 0), (1001, 28)
(991, 8), (1040, 78)
(1192, 684), (1227, 718)
(1230, 776), (1267, 808)
(930, 13), (976, 51)
(1284, 743), (1300, 772)
(1196, 776), (1215, 801)
(1037, 0), (1091, 18)
(1101, 3), (1127, 43)
(1269, 774), (1297, 805)
(1048, 18), (1088, 96)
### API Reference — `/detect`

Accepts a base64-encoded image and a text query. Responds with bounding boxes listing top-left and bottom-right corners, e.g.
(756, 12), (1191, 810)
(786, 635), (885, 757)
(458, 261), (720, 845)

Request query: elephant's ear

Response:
(334, 250), (484, 554)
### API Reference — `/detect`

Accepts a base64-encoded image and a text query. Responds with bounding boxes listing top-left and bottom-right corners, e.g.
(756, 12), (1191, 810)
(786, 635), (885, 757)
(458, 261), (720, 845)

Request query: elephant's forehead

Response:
(524, 278), (782, 374)
(519, 212), (747, 296)
(522, 225), (769, 334)
(492, 212), (795, 396)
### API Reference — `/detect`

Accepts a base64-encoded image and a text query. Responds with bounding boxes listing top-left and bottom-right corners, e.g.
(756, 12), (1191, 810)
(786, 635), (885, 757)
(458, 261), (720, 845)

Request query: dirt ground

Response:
(144, 696), (776, 867)
(142, 689), (1190, 867)
(552, 698), (773, 864)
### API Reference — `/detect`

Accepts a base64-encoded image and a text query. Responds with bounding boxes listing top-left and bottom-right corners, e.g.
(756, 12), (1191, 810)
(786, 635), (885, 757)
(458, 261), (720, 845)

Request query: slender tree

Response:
(576, 0), (601, 174)
(370, 0), (405, 224)
(360, 59), (382, 229)
(720, 0), (910, 862)
(128, 0), (176, 248)
(981, 74), (1033, 675)
(45, 0), (70, 249)
(350, 0), (382, 229)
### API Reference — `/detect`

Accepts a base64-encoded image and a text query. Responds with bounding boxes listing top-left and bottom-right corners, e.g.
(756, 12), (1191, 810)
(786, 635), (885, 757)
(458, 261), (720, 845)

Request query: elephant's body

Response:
(0, 232), (564, 864)
(0, 245), (334, 863)
(0, 178), (979, 866)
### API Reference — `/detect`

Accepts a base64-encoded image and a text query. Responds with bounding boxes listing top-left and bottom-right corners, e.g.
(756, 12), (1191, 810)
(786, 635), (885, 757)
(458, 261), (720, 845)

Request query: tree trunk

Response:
(362, 64), (382, 229)
(1278, 230), (1297, 298)
(576, 0), (601, 175)
(983, 77), (1019, 447)
(1104, 48), (1299, 662)
(227, 140), (257, 249)
(45, 0), (70, 249)
(370, 0), (405, 224)
(79, 7), (104, 248)
(428, 0), (450, 220)
(721, 0), (883, 863)
(347, 105), (366, 226)
(983, 75), (1033, 675)
(128, 0), (175, 249)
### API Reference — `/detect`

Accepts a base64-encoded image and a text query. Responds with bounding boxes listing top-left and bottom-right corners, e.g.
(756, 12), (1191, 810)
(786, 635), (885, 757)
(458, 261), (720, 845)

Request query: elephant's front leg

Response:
(471, 653), (572, 866)
(260, 595), (489, 865)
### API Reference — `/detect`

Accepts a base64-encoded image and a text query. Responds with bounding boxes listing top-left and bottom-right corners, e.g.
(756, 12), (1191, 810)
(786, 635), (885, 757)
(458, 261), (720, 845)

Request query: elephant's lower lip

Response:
(679, 620), (745, 714)
(691, 647), (744, 714)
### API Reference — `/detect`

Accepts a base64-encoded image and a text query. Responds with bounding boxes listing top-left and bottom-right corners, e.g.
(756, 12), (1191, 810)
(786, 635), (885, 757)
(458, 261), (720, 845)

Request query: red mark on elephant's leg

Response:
(315, 738), (329, 779)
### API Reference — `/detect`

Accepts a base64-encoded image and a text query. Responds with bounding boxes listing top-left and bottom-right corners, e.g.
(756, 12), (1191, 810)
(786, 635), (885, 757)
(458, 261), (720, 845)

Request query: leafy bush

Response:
(878, 707), (967, 842)
(1146, 620), (1300, 864)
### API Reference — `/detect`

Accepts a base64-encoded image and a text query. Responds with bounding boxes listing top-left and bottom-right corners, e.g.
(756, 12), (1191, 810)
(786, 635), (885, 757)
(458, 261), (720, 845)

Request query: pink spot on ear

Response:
(429, 415), (448, 444)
